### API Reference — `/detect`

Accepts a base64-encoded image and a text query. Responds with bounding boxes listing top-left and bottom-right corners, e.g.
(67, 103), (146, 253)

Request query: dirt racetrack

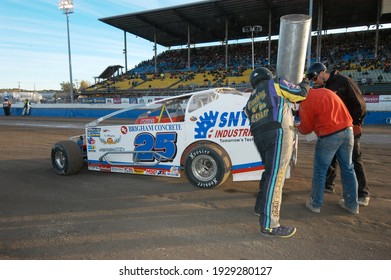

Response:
(0, 116), (390, 260)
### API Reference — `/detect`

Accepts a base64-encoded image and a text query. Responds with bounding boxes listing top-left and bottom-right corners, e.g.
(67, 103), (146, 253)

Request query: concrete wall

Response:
(2, 96), (391, 125)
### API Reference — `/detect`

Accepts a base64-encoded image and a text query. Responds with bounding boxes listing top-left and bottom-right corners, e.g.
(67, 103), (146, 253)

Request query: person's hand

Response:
(353, 125), (362, 136)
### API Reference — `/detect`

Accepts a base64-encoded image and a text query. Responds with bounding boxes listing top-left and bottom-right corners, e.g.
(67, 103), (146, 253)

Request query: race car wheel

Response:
(184, 144), (231, 188)
(51, 140), (83, 175)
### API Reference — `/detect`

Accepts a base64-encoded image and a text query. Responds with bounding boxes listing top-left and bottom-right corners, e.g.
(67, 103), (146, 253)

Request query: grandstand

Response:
(82, 29), (391, 97)
(81, 0), (391, 98)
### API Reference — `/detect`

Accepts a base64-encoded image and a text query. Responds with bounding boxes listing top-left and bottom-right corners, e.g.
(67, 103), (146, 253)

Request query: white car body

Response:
(54, 87), (296, 188)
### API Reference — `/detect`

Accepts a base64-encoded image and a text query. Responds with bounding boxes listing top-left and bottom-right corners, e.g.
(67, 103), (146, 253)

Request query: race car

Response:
(51, 87), (298, 188)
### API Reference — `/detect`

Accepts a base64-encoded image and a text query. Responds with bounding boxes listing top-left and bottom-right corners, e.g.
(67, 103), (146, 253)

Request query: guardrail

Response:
(2, 94), (391, 124)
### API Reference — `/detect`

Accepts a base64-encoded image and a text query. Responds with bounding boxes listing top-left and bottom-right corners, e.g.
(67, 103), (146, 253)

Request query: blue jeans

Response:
(311, 128), (358, 209)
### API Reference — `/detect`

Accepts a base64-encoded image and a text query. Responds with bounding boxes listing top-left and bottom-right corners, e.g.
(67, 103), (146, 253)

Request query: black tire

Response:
(184, 144), (231, 188)
(51, 140), (83, 175)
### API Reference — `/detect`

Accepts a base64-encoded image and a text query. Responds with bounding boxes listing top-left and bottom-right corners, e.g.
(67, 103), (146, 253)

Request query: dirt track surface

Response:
(0, 116), (390, 260)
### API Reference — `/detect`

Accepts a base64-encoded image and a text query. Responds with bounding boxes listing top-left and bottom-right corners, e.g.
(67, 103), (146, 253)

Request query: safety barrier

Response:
(1, 102), (391, 125)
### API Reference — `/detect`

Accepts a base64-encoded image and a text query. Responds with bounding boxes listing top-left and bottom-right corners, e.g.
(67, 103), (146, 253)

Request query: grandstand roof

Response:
(99, 0), (391, 48)
(97, 65), (123, 79)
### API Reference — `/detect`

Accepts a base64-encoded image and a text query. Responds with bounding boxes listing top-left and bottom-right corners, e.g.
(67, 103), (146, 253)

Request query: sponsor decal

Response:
(218, 136), (254, 144)
(364, 95), (379, 103)
(100, 129), (121, 144)
(124, 167), (134, 173)
(167, 166), (180, 177)
(138, 118), (156, 124)
(99, 165), (111, 172)
(194, 110), (249, 139)
(212, 128), (252, 138)
(128, 123), (182, 132)
(81, 98), (106, 104)
(87, 137), (96, 144)
(380, 95), (391, 103)
(145, 169), (159, 175)
(111, 167), (125, 173)
(170, 166), (179, 173)
(87, 145), (96, 152)
(197, 178), (218, 188)
(88, 164), (101, 171)
(87, 128), (101, 137)
(93, 98), (106, 104)
(120, 126), (128, 135)
(272, 166), (287, 217)
(129, 98), (137, 104)
(189, 148), (210, 160)
(98, 147), (125, 152)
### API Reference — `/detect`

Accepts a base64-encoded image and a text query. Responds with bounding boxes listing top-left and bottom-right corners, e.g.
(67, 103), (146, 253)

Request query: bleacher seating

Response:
(84, 29), (391, 96)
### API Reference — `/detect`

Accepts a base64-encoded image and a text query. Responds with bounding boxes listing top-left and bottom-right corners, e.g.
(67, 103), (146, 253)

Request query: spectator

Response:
(2, 98), (11, 116)
(22, 99), (31, 116)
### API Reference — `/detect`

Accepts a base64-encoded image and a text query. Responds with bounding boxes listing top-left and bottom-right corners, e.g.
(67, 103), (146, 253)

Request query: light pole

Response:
(58, 0), (74, 103)
(242, 25), (262, 70)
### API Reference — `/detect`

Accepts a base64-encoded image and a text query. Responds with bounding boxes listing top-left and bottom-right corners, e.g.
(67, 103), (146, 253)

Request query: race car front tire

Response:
(184, 144), (231, 188)
(51, 140), (83, 175)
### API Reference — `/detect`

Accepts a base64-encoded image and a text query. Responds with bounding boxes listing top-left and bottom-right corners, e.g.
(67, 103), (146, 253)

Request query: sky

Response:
(0, 0), (202, 91)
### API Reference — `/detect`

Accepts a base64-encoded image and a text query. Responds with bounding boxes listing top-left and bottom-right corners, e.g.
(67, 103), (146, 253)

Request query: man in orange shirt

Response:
(307, 62), (369, 206)
(297, 87), (359, 214)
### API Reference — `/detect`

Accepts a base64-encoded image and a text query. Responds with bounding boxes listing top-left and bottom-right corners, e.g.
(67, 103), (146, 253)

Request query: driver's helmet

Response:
(249, 67), (274, 88)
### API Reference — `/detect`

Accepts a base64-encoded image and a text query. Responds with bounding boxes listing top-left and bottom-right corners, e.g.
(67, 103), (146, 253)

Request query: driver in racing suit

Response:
(243, 67), (309, 238)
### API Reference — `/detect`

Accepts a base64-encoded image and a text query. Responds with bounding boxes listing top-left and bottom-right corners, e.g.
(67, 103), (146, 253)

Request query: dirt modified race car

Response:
(51, 87), (298, 188)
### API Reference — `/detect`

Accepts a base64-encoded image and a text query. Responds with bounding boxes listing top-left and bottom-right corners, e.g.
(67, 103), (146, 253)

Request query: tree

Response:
(60, 80), (91, 93)
(79, 80), (91, 91)
(60, 81), (76, 93)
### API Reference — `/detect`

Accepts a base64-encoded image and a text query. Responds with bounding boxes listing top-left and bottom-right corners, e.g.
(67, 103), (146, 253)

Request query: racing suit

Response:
(244, 78), (309, 229)
(324, 70), (369, 199)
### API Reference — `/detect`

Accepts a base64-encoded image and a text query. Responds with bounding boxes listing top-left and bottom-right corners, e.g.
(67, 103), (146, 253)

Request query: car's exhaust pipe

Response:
(276, 14), (312, 84)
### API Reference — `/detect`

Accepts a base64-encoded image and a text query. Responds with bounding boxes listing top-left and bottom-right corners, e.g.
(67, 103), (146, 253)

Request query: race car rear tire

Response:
(51, 140), (83, 175)
(184, 144), (231, 188)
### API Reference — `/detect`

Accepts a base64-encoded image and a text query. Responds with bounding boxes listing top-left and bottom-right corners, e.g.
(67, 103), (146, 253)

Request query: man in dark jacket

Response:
(307, 62), (369, 206)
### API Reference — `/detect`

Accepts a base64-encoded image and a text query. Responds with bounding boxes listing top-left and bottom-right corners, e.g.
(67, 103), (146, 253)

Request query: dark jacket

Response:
(325, 70), (366, 126)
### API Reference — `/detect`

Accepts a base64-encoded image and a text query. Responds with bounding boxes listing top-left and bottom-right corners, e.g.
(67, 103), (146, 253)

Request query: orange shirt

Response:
(298, 88), (353, 137)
